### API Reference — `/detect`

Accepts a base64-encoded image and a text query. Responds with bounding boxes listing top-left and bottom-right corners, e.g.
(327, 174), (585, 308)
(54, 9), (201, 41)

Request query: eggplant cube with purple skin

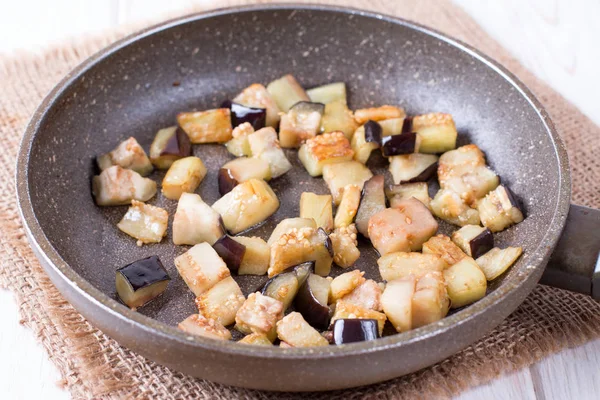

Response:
(333, 318), (379, 344)
(218, 157), (271, 195)
(97, 136), (153, 176)
(174, 242), (231, 297)
(451, 225), (494, 259)
(235, 292), (284, 337)
(268, 227), (333, 277)
(117, 200), (168, 245)
(233, 83), (281, 128)
(195, 276), (245, 326)
(149, 126), (192, 170)
(222, 101), (267, 130)
(92, 165), (157, 206)
(351, 121), (382, 164)
(212, 235), (247, 273)
(322, 161), (373, 205)
(298, 131), (354, 177)
(178, 314), (232, 340)
(330, 300), (387, 336)
(368, 198), (438, 256)
(388, 153), (438, 185)
(177, 108), (233, 143)
(248, 127), (292, 178)
(115, 256), (170, 309)
(381, 132), (422, 157)
(262, 269), (300, 310)
(411, 112), (457, 154)
(172, 193), (224, 246)
(162, 156), (207, 200)
(212, 178), (280, 234)
(232, 236), (270, 276)
(279, 101), (325, 148)
(294, 273), (331, 329)
(355, 175), (386, 238)
(477, 185), (524, 232)
(276, 312), (329, 347)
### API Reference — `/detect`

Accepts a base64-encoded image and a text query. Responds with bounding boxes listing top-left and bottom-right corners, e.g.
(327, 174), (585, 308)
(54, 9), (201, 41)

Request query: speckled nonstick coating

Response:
(16, 4), (570, 391)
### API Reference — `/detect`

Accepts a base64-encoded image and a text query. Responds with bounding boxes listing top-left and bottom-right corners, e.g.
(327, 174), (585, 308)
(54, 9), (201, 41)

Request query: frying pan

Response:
(16, 4), (600, 392)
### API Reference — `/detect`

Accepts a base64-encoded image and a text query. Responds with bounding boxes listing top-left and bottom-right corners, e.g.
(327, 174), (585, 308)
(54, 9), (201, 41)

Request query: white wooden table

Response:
(1, 1), (599, 399)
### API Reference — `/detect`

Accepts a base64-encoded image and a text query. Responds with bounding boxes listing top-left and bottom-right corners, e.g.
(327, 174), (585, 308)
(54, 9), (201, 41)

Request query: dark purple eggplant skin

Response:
(213, 235), (246, 273)
(317, 227), (334, 258)
(356, 175), (386, 237)
(333, 319), (379, 345)
(402, 116), (413, 133)
(117, 256), (170, 292)
(401, 161), (438, 184)
(503, 186), (524, 214)
(470, 228), (494, 259)
(221, 100), (266, 130)
(294, 277), (330, 329)
(381, 132), (418, 156)
(291, 101), (325, 115)
(364, 120), (382, 146)
(218, 168), (239, 196)
(160, 127), (192, 157)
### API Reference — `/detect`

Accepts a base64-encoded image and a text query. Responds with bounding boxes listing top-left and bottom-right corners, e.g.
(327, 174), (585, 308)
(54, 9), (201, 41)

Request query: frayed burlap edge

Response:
(1, 1), (600, 399)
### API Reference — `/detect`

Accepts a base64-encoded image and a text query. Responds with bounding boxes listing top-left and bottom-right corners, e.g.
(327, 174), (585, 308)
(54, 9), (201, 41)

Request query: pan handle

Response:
(539, 204), (600, 299)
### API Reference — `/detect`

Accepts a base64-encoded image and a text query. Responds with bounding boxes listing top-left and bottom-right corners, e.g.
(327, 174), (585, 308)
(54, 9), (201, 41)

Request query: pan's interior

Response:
(27, 9), (560, 334)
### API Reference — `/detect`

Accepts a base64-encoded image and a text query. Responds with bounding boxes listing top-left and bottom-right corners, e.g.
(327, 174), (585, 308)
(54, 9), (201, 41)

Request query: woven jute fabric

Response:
(1, 0), (599, 398)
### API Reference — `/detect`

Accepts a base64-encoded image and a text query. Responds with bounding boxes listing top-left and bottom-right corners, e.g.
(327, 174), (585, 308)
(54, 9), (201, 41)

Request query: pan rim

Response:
(16, 3), (571, 360)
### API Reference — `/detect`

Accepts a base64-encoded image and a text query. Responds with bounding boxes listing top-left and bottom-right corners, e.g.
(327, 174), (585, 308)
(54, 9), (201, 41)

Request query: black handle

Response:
(540, 204), (600, 299)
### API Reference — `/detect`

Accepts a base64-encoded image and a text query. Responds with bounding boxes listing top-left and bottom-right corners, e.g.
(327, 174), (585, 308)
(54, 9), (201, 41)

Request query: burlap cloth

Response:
(1, 0), (599, 398)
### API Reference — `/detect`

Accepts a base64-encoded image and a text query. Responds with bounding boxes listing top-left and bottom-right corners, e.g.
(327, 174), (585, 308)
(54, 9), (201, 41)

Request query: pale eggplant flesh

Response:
(291, 101), (325, 115)
(333, 318), (379, 344)
(261, 270), (299, 310)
